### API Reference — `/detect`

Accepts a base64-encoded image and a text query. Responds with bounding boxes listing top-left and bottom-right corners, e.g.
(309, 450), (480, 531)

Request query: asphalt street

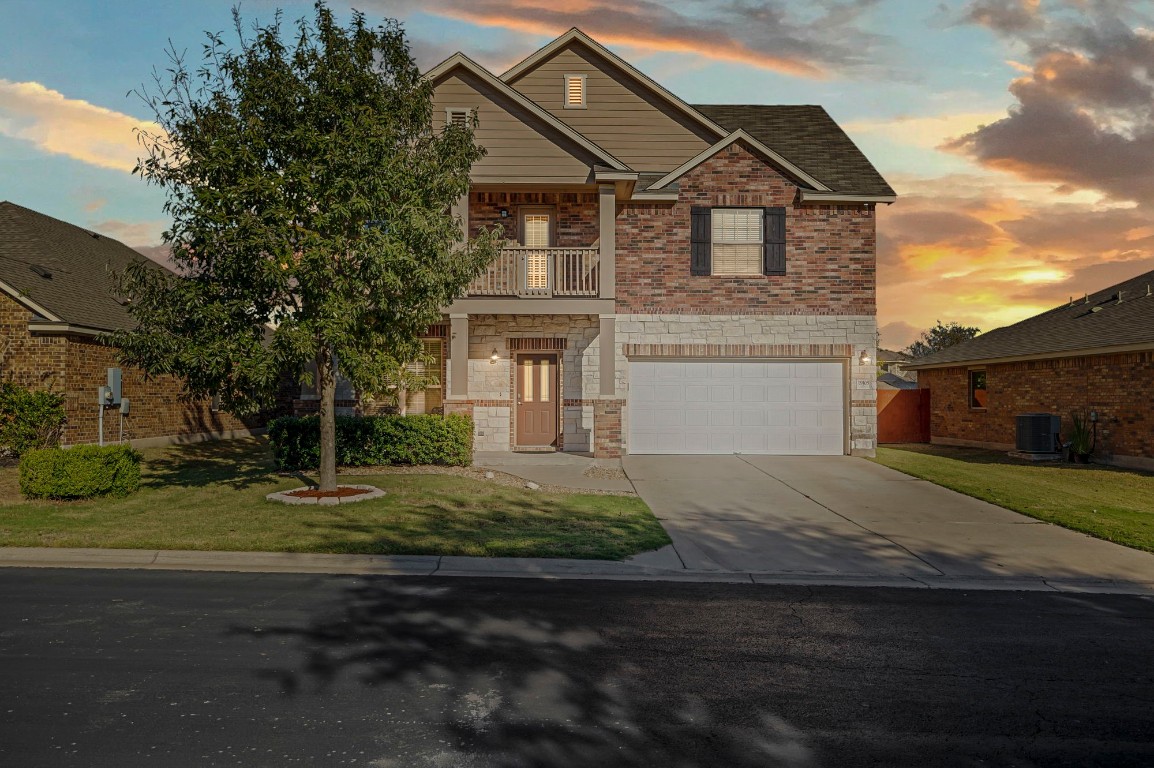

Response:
(2, 569), (1153, 767)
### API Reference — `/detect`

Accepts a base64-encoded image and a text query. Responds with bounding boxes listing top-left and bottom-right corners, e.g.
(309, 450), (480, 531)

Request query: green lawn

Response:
(0, 438), (669, 560)
(872, 444), (1154, 553)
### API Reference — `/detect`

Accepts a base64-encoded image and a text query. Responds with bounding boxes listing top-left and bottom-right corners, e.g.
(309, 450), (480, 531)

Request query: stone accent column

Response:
(449, 314), (469, 398)
(593, 399), (624, 458)
(599, 314), (616, 397)
(598, 184), (615, 299)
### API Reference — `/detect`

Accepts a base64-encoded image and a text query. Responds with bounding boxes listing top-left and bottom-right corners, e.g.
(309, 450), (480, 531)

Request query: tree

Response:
(115, 2), (498, 489)
(905, 320), (981, 358)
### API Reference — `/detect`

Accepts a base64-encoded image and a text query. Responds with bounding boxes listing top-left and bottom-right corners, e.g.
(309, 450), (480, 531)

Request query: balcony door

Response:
(520, 209), (553, 295)
(516, 353), (559, 448)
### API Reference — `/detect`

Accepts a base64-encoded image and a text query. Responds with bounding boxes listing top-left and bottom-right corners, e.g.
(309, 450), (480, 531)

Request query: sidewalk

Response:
(2, 546), (1153, 594)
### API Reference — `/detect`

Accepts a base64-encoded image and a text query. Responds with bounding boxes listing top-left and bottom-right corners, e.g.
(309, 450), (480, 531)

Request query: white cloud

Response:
(0, 80), (156, 173)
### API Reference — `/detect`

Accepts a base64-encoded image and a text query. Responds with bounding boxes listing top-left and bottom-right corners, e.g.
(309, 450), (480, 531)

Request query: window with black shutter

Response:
(763, 206), (786, 275)
(690, 206), (711, 275)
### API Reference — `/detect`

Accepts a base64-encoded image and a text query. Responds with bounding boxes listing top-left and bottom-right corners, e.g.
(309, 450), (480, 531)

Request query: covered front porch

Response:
(440, 312), (621, 456)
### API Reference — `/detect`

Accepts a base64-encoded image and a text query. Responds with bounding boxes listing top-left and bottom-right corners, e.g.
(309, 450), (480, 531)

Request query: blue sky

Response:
(2, 0), (1153, 347)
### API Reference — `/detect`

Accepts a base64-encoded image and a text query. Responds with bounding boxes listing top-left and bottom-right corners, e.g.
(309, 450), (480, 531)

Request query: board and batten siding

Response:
(507, 45), (715, 172)
(431, 68), (597, 185)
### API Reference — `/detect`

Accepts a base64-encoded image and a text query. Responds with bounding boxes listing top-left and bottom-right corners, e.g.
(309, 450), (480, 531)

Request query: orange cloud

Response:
(437, 7), (825, 78)
(0, 80), (156, 173)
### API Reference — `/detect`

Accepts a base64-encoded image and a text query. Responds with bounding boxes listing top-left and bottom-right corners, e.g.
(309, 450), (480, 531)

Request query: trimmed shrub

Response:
(268, 413), (473, 471)
(0, 383), (66, 458)
(20, 445), (142, 500)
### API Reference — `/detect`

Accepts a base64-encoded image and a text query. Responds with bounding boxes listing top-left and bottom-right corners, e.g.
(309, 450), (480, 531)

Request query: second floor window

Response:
(711, 208), (763, 275)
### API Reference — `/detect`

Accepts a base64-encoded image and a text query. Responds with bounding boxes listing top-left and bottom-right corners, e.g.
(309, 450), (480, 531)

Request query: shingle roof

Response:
(878, 348), (913, 362)
(0, 201), (161, 332)
(692, 105), (895, 197)
(906, 267), (1154, 368)
(878, 372), (919, 389)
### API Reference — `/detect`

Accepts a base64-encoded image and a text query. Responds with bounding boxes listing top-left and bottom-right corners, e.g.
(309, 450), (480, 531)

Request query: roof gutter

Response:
(799, 191), (897, 204)
(27, 321), (112, 338)
(904, 341), (1154, 370)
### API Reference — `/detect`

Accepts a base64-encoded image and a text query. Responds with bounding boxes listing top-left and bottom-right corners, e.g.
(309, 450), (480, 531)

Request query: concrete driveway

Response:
(623, 454), (1154, 585)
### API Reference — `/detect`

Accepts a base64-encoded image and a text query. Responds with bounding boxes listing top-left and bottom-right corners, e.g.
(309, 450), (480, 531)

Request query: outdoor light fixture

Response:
(499, 208), (509, 218)
(490, 348), (500, 364)
(859, 350), (872, 365)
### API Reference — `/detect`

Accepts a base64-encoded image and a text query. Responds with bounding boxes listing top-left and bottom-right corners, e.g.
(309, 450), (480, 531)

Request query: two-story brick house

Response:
(406, 29), (894, 458)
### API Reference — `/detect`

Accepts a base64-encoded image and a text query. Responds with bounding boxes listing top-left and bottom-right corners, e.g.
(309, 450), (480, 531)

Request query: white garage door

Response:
(627, 360), (845, 455)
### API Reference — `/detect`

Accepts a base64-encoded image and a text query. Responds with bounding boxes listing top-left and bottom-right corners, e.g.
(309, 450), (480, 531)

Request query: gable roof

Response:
(426, 52), (629, 171)
(694, 105), (895, 198)
(906, 267), (1154, 369)
(501, 28), (728, 141)
(648, 129), (832, 193)
(878, 348), (913, 363)
(0, 201), (159, 333)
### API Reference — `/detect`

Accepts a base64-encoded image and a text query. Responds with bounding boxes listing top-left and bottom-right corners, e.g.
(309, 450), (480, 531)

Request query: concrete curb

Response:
(2, 547), (1153, 594)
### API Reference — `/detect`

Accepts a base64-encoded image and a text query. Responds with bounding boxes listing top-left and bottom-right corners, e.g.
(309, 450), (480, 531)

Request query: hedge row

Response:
(0, 383), (65, 458)
(268, 413), (473, 471)
(20, 445), (142, 500)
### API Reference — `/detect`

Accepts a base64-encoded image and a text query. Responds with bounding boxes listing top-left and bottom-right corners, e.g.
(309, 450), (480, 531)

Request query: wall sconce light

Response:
(499, 208), (509, 218)
(858, 350), (872, 365)
(490, 348), (500, 364)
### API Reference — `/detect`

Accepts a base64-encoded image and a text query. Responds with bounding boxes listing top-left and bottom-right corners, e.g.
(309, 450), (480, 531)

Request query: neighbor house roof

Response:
(905, 268), (1154, 369)
(878, 348), (913, 363)
(878, 372), (919, 390)
(0, 201), (157, 334)
(693, 105), (896, 198)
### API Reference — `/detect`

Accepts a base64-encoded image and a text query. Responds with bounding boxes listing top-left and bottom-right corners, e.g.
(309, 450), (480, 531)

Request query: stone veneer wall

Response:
(446, 314), (602, 451)
(615, 314), (878, 455)
(919, 351), (1154, 468)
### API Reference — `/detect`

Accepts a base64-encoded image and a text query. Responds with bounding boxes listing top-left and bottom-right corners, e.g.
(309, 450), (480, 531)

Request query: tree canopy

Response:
(116, 2), (498, 488)
(905, 320), (981, 358)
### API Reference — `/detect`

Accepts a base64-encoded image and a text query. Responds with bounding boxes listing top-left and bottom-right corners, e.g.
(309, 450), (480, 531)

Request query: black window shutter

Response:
(690, 206), (711, 275)
(763, 206), (786, 275)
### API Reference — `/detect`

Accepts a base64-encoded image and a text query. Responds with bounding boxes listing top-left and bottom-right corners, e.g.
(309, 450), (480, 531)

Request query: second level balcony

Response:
(467, 246), (599, 298)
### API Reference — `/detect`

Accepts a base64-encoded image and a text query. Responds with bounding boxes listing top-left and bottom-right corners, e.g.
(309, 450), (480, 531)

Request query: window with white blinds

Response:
(522, 213), (551, 248)
(564, 74), (586, 108)
(711, 208), (763, 275)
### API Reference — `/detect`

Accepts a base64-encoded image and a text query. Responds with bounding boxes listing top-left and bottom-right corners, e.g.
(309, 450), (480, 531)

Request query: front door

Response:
(516, 353), (559, 447)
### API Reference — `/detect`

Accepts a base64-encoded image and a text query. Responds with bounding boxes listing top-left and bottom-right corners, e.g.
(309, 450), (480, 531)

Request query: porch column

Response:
(599, 314), (616, 397)
(598, 184), (615, 299)
(449, 313), (469, 398)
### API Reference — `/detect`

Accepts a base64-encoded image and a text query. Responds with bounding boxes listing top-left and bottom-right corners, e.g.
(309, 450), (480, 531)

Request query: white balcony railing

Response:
(467, 246), (599, 298)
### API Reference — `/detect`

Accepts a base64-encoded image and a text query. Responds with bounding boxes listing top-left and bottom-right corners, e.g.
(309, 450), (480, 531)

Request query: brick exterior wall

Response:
(470, 191), (599, 247)
(1, 293), (266, 447)
(593, 399), (624, 458)
(614, 142), (876, 315)
(919, 351), (1154, 463)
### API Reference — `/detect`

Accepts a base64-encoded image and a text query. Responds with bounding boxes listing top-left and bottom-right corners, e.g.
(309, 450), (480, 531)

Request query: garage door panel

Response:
(628, 360), (844, 455)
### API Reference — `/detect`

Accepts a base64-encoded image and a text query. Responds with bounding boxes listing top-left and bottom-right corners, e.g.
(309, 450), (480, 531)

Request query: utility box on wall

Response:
(106, 368), (122, 405)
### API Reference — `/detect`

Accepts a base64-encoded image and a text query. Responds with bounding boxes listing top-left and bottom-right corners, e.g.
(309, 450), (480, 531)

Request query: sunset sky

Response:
(2, 0), (1152, 349)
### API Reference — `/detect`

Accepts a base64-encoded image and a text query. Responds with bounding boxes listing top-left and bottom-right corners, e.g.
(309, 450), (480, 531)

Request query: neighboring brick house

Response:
(401, 29), (895, 458)
(905, 268), (1154, 471)
(0, 201), (268, 447)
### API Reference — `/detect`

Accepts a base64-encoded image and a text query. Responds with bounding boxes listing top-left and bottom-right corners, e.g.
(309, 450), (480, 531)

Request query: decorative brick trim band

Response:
(507, 337), (568, 351)
(623, 343), (854, 358)
(447, 399), (513, 408)
(475, 191), (598, 205)
(851, 400), (875, 408)
(563, 398), (596, 406)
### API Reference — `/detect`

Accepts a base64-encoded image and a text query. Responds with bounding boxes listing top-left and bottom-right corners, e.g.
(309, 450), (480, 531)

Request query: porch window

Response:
(403, 339), (444, 414)
(969, 369), (987, 409)
(521, 211), (552, 291)
(711, 208), (763, 275)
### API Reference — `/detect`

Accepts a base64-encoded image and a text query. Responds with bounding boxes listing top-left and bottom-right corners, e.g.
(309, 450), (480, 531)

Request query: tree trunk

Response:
(316, 347), (338, 491)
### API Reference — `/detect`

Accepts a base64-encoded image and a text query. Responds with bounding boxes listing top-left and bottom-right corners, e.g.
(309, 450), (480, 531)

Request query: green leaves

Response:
(117, 2), (498, 419)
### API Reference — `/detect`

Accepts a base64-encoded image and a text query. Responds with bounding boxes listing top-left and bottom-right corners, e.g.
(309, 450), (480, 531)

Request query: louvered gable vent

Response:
(564, 74), (586, 108)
